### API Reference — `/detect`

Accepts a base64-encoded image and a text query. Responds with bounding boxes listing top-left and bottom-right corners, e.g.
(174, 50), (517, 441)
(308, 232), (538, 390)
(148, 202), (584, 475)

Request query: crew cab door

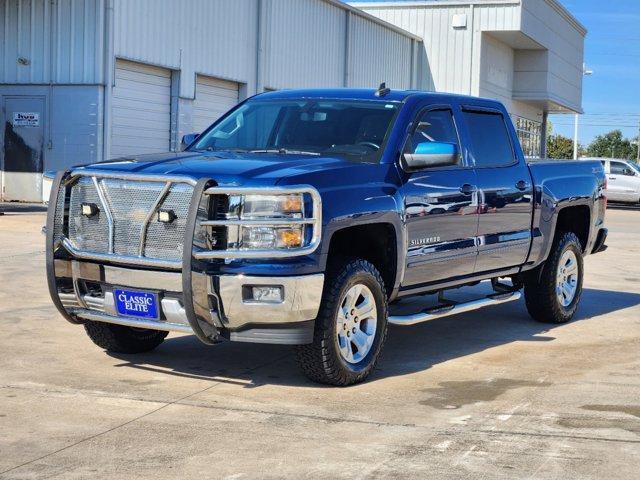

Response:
(399, 104), (479, 287)
(460, 106), (534, 273)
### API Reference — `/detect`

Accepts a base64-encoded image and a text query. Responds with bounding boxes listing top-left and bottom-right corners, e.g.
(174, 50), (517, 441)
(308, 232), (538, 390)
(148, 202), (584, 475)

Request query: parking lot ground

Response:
(1, 208), (639, 479)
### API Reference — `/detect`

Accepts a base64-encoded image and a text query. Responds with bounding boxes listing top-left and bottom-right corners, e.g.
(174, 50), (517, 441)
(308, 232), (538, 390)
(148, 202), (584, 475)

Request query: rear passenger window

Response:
(463, 110), (515, 167)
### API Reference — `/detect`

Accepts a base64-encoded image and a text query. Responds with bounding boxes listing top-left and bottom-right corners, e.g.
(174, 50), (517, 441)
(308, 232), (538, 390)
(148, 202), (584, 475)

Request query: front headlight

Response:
(238, 193), (305, 249)
(241, 225), (304, 249)
(195, 185), (322, 259)
(241, 194), (304, 219)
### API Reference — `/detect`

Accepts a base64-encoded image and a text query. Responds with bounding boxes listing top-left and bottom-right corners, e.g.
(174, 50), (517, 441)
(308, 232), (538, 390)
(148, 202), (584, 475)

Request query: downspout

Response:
(48, 0), (55, 161)
(468, 4), (475, 95)
(255, 0), (266, 94)
(343, 10), (351, 87)
(102, 0), (114, 161)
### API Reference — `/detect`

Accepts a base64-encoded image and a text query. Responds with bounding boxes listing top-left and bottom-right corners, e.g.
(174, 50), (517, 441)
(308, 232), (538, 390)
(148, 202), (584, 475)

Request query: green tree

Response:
(586, 130), (635, 159)
(547, 134), (575, 160)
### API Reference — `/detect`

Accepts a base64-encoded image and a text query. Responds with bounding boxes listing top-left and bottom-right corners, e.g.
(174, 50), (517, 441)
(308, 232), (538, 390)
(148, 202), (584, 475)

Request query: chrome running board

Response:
(388, 291), (521, 326)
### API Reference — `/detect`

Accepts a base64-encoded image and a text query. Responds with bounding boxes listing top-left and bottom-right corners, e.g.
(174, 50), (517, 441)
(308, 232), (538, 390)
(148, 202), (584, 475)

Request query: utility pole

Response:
(574, 64), (593, 160)
(637, 119), (640, 163)
(573, 114), (579, 160)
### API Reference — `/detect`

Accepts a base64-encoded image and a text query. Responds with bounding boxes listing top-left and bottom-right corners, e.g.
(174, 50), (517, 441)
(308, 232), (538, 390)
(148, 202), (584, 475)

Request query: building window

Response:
(512, 116), (542, 158)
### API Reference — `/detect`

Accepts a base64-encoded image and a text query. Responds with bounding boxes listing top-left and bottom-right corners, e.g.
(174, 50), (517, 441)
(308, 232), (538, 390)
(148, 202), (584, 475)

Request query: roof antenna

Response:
(375, 82), (391, 97)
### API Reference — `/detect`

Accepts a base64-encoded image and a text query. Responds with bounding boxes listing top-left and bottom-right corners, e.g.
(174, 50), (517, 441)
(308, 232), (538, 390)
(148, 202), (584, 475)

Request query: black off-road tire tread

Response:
(524, 231), (583, 324)
(84, 321), (168, 353)
(295, 259), (388, 386)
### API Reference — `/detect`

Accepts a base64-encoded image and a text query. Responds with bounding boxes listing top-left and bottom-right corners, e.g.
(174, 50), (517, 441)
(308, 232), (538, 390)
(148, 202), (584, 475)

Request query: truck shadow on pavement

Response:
(108, 287), (640, 387)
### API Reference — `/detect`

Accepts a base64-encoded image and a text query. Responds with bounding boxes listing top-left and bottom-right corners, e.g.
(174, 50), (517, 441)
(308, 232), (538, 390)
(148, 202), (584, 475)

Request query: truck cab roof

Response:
(255, 88), (505, 108)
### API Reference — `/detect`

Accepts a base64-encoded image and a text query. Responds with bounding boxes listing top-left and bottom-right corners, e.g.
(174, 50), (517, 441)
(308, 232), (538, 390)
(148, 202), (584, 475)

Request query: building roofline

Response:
(323, 0), (423, 41)
(350, 0), (587, 37)
(542, 0), (587, 37)
(351, 1), (520, 9)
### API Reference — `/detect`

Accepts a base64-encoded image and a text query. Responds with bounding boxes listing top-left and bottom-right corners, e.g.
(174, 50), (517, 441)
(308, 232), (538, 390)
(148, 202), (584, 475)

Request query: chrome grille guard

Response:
(47, 170), (323, 345)
(56, 170), (197, 270)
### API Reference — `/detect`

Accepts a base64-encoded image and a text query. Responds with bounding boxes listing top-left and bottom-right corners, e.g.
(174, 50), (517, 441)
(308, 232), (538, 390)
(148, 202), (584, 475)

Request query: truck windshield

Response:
(190, 98), (400, 163)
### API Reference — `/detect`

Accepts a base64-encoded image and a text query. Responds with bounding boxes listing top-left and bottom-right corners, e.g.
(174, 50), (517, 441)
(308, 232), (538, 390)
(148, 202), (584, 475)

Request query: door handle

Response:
(460, 184), (477, 195)
(515, 180), (530, 191)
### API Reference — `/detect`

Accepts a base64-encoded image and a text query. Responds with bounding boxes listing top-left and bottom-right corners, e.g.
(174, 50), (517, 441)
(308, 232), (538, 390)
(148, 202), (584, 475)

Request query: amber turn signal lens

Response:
(277, 228), (303, 248)
(281, 195), (303, 214)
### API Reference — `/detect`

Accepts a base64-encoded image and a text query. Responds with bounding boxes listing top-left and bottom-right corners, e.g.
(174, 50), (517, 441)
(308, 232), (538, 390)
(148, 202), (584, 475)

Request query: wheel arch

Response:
(554, 204), (591, 251)
(323, 220), (403, 299)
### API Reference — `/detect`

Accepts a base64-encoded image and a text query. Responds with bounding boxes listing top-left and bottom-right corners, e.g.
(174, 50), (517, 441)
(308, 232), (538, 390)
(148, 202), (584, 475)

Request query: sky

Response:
(550, 0), (640, 146)
(349, 0), (640, 146)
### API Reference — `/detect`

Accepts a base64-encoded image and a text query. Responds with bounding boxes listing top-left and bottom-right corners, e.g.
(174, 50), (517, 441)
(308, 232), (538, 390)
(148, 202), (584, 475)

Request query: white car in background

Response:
(582, 158), (640, 204)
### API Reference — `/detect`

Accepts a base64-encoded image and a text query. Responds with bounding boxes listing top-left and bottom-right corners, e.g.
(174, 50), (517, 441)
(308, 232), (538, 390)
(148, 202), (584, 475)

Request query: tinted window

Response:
(463, 111), (515, 167)
(405, 109), (461, 165)
(192, 99), (399, 163)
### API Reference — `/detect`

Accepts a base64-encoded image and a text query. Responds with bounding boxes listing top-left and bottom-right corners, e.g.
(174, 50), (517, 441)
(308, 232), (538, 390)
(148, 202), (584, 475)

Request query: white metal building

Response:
(1, 0), (586, 202)
(0, 0), (424, 201)
(353, 0), (587, 158)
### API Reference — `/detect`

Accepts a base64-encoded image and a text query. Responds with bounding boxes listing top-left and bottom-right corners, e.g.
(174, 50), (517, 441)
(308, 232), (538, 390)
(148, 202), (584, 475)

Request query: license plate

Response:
(114, 289), (159, 320)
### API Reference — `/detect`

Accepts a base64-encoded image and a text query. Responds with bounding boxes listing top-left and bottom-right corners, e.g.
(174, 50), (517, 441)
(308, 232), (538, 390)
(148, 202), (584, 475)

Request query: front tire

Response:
(84, 321), (168, 353)
(295, 259), (388, 386)
(524, 232), (584, 324)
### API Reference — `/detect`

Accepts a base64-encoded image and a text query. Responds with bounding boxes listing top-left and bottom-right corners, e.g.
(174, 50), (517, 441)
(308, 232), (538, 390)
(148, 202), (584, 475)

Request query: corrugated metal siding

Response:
(348, 14), (414, 89)
(475, 3), (520, 31)
(265, 0), (346, 89)
(113, 0), (258, 98)
(0, 0), (104, 84)
(113, 0), (419, 96)
(361, 5), (471, 93)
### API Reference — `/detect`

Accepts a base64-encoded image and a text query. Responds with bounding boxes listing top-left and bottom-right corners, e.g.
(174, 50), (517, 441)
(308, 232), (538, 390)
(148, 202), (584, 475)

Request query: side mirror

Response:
(624, 168), (636, 177)
(403, 142), (458, 170)
(181, 133), (200, 149)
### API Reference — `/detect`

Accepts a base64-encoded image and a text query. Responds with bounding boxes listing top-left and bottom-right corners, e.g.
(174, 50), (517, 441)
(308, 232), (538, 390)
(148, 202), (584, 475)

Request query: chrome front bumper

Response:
(53, 260), (323, 345)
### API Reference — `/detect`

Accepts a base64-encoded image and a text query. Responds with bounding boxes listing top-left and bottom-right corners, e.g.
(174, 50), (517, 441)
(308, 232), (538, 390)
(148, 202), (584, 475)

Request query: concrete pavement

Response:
(0, 208), (639, 479)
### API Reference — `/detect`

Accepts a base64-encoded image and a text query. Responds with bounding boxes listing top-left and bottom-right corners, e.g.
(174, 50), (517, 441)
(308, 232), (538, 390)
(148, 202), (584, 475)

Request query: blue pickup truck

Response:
(46, 88), (608, 385)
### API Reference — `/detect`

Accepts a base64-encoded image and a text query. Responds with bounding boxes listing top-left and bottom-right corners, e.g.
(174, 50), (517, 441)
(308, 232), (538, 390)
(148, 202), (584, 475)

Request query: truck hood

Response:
(74, 151), (372, 186)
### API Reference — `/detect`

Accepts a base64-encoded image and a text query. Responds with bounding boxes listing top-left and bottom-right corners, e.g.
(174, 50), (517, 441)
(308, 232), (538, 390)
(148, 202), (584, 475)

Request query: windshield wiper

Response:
(204, 147), (252, 153)
(248, 148), (321, 156)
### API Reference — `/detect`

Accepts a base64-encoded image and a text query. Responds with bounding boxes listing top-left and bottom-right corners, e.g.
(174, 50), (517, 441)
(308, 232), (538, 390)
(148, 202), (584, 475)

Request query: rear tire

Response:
(295, 259), (388, 386)
(84, 321), (168, 353)
(524, 232), (584, 324)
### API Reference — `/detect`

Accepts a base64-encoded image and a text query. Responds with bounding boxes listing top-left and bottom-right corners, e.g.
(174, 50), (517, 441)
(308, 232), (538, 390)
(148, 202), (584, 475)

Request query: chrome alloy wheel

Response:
(556, 250), (579, 307)
(336, 284), (378, 364)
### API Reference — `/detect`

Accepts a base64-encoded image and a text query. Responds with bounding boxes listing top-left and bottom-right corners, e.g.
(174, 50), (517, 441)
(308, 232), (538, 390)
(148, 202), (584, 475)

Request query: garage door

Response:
(193, 75), (239, 134)
(111, 60), (171, 158)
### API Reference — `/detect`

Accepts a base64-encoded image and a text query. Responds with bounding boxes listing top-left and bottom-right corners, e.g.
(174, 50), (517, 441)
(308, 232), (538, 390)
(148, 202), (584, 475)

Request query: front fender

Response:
(314, 181), (405, 295)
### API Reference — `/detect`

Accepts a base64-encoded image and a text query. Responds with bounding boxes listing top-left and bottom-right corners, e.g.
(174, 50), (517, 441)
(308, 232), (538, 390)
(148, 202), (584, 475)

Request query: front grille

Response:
(69, 177), (110, 253)
(67, 176), (193, 263)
